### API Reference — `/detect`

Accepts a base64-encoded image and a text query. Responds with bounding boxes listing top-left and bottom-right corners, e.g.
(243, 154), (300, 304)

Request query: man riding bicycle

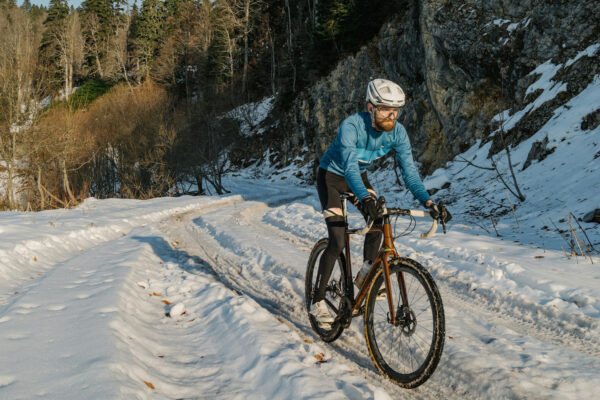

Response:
(311, 78), (451, 327)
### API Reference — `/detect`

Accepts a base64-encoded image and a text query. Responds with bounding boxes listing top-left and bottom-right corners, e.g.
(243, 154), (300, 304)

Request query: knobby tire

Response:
(364, 258), (445, 388)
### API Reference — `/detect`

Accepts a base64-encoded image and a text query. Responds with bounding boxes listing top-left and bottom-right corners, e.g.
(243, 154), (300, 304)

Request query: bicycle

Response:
(305, 194), (446, 388)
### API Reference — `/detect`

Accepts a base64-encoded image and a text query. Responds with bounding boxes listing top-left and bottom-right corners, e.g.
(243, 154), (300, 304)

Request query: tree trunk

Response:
(6, 160), (14, 210)
(37, 166), (45, 210)
(225, 29), (234, 86)
(64, 55), (71, 100)
(284, 0), (295, 92)
(268, 22), (275, 95)
(95, 52), (104, 78)
(241, 0), (250, 95)
(61, 159), (76, 205)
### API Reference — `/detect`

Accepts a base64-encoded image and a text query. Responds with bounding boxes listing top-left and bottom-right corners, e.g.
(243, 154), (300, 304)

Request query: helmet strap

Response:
(367, 102), (378, 130)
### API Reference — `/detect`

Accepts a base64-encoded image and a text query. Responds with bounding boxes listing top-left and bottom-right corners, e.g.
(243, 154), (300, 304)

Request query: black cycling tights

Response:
(313, 216), (382, 303)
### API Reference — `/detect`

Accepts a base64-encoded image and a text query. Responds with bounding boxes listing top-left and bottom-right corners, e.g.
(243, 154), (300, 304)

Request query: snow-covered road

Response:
(1, 181), (599, 399)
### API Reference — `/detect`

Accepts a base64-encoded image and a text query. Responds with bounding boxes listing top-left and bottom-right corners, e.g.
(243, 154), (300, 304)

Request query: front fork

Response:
(381, 220), (410, 326)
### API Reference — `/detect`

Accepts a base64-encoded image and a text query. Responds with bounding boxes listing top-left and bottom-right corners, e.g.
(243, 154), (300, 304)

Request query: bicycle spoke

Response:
(410, 291), (428, 308)
(366, 261), (445, 385)
(324, 298), (339, 314)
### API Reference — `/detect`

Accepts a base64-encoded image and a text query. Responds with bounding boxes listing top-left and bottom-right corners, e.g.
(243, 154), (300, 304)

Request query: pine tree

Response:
(21, 0), (32, 12)
(80, 0), (115, 77)
(39, 0), (70, 94)
(131, 0), (164, 78)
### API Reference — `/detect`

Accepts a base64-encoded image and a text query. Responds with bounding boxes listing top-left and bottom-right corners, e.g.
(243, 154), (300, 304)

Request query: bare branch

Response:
(456, 156), (495, 171)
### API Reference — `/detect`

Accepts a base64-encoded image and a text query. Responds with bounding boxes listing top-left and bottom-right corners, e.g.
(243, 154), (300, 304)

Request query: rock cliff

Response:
(242, 0), (600, 180)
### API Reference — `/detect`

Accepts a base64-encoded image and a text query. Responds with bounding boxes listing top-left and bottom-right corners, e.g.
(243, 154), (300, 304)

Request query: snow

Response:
(491, 59), (567, 136)
(492, 19), (511, 27)
(565, 43), (600, 67)
(1, 63), (600, 400)
(1, 143), (599, 398)
(226, 95), (276, 137)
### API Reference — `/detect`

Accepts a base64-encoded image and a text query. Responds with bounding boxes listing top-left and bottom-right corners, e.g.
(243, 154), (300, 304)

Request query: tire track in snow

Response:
(0, 196), (246, 310)
(162, 197), (600, 399)
(260, 199), (600, 358)
(158, 204), (478, 399)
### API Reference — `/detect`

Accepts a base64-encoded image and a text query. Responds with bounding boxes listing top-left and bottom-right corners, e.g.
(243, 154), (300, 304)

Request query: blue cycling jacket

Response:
(319, 112), (430, 205)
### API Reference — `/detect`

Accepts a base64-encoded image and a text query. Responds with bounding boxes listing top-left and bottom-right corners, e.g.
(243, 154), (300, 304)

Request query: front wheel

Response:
(305, 238), (348, 342)
(364, 258), (445, 388)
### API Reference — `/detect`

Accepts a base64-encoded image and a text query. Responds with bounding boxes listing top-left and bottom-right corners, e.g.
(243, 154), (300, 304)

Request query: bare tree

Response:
(51, 12), (84, 100)
(267, 18), (276, 95)
(456, 117), (526, 203)
(284, 0), (296, 92)
(83, 13), (105, 78)
(211, 0), (243, 91)
(0, 8), (43, 209)
(240, 0), (263, 95)
(107, 16), (132, 88)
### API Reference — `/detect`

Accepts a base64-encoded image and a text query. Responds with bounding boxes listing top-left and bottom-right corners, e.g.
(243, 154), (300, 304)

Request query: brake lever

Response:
(439, 202), (448, 234)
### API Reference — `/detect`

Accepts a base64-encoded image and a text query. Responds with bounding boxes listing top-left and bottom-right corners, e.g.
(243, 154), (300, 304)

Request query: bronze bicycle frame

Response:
(341, 196), (407, 325)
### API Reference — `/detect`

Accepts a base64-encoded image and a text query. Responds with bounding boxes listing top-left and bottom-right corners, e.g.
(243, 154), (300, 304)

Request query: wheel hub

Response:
(388, 305), (417, 336)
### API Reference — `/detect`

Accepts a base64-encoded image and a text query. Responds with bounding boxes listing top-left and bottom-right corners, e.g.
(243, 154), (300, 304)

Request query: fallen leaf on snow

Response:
(277, 317), (285, 323)
(152, 292), (161, 297)
(304, 339), (313, 344)
(33, 257), (37, 262)
(158, 355), (164, 358)
(534, 256), (544, 259)
(143, 380), (155, 389)
(161, 300), (171, 305)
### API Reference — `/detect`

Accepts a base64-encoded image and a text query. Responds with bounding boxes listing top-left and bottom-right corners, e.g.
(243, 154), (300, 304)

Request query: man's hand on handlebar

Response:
(361, 196), (380, 221)
(427, 201), (452, 233)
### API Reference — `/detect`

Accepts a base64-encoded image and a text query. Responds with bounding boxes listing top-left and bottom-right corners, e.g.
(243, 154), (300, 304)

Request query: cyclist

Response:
(310, 78), (451, 327)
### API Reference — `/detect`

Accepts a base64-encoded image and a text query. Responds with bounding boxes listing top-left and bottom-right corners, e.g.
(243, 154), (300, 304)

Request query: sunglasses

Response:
(374, 106), (400, 118)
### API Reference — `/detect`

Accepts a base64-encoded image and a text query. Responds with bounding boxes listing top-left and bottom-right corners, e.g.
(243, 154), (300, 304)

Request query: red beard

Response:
(374, 118), (395, 132)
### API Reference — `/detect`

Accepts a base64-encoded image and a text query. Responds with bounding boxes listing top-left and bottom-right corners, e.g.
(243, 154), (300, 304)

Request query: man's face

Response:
(369, 104), (399, 132)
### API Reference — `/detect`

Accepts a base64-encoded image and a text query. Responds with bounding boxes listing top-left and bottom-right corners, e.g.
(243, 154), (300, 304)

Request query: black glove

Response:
(427, 203), (440, 220)
(428, 202), (452, 223)
(361, 196), (380, 221)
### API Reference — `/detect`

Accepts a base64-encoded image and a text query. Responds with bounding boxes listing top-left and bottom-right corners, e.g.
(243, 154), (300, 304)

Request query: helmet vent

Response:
(381, 86), (391, 94)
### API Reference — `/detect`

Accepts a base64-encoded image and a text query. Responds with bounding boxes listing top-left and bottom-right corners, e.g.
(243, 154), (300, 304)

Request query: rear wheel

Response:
(364, 258), (445, 388)
(305, 238), (348, 342)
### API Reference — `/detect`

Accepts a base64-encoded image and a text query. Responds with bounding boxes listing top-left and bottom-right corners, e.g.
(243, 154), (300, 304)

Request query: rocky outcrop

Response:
(262, 0), (600, 179)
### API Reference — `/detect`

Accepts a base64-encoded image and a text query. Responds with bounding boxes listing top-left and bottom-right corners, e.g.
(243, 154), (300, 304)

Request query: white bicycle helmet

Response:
(366, 79), (405, 107)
